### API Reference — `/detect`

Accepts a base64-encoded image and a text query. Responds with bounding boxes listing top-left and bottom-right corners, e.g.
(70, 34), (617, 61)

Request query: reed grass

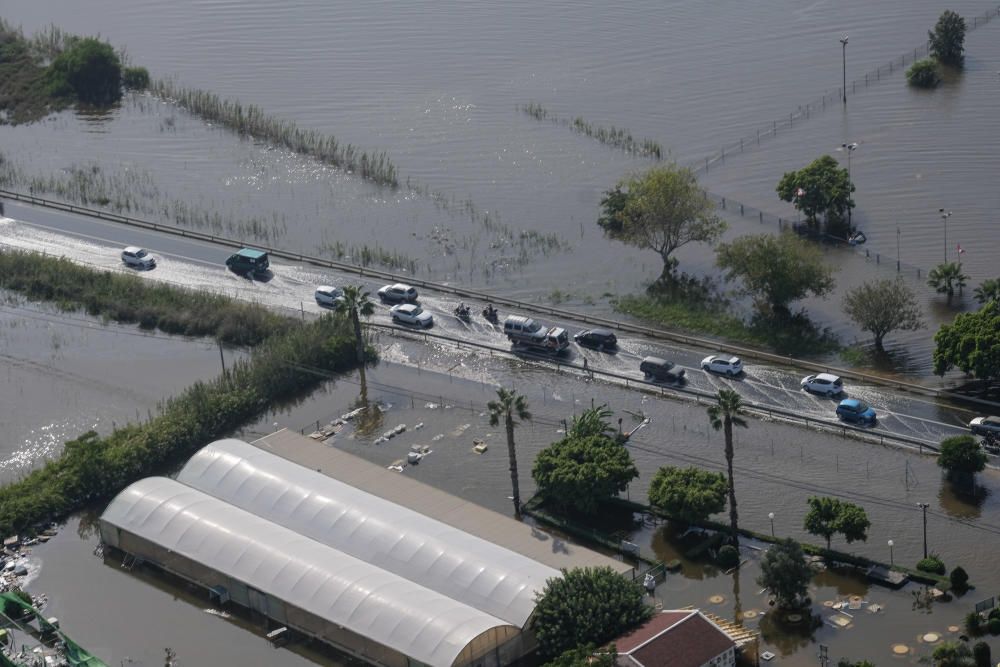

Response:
(149, 79), (398, 187)
(518, 102), (663, 160)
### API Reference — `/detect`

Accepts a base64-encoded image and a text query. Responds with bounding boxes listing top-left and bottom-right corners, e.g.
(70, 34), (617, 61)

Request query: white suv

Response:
(314, 286), (345, 307)
(800, 373), (844, 396)
(702, 355), (743, 376)
(121, 246), (156, 269)
(378, 283), (418, 303)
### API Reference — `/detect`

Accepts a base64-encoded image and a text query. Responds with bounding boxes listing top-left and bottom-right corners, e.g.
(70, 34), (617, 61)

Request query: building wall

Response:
(703, 646), (736, 667)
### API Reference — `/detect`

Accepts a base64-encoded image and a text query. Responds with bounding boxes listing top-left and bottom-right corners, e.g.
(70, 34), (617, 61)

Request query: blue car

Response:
(836, 398), (877, 426)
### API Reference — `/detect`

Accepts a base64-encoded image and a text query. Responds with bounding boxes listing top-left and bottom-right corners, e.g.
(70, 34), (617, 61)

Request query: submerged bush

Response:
(917, 555), (946, 575)
(46, 37), (122, 104)
(906, 59), (940, 88)
(716, 545), (740, 569)
(122, 65), (150, 90)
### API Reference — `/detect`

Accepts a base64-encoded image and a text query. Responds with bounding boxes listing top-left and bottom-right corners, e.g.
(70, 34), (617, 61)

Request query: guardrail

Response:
(366, 323), (941, 457)
(3, 188), (996, 412)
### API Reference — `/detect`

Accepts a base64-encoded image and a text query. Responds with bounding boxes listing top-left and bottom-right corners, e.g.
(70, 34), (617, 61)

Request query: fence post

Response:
(740, 204), (744, 216)
(759, 211), (763, 223)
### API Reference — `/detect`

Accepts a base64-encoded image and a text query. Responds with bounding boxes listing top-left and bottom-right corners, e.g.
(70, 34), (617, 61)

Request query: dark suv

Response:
(640, 356), (686, 383)
(574, 329), (617, 350)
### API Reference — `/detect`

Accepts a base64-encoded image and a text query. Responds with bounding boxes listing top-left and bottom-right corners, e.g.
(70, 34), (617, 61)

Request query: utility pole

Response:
(218, 340), (227, 377)
(840, 36), (849, 104)
(841, 142), (858, 227)
(917, 502), (930, 558)
(896, 226), (901, 271)
(939, 209), (952, 264)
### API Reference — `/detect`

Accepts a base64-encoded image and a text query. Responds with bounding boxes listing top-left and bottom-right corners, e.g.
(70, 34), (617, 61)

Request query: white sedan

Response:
(378, 283), (418, 302)
(314, 286), (345, 307)
(701, 355), (743, 376)
(390, 303), (434, 328)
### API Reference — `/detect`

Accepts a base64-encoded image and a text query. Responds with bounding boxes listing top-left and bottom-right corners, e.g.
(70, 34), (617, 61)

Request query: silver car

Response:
(121, 246), (156, 269)
(378, 283), (418, 303)
(390, 303), (434, 328)
(314, 286), (345, 307)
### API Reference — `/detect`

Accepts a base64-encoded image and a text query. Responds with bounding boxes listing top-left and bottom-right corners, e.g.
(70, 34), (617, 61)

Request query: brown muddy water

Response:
(3, 0), (1000, 377)
(22, 352), (1000, 665)
(0, 296), (245, 482)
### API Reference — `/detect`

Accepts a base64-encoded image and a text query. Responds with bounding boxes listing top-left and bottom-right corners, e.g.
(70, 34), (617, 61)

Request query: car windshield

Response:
(525, 321), (541, 333)
(134, 249), (147, 257)
(854, 402), (869, 412)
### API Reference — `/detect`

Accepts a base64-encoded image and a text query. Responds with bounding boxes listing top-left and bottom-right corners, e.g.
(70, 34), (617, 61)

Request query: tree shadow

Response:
(937, 477), (988, 520)
(747, 311), (839, 357)
(646, 271), (729, 310)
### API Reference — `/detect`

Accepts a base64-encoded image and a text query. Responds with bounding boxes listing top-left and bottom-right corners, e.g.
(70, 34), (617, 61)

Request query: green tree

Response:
(803, 496), (871, 550)
(973, 278), (1000, 305)
(532, 408), (638, 515)
(932, 640), (974, 667)
(757, 539), (812, 610)
(46, 37), (122, 104)
(532, 567), (651, 658)
(488, 388), (531, 518)
(776, 155), (854, 232)
(938, 435), (987, 485)
(842, 278), (924, 351)
(838, 661), (877, 667)
(929, 10), (967, 68)
(906, 59), (940, 88)
(334, 285), (375, 390)
(544, 645), (617, 667)
(707, 389), (747, 545)
(716, 232), (836, 316)
(932, 301), (1000, 388)
(597, 164), (725, 279)
(648, 466), (727, 524)
(928, 262), (969, 303)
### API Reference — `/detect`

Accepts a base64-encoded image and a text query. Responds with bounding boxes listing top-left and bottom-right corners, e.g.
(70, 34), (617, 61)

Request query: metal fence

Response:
(689, 5), (1000, 178)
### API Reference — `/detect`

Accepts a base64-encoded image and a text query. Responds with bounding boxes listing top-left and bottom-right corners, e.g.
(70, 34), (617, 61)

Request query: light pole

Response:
(768, 512), (775, 538)
(917, 503), (930, 559)
(887, 539), (894, 567)
(841, 142), (858, 227)
(896, 226), (901, 271)
(840, 35), (849, 104)
(939, 209), (952, 264)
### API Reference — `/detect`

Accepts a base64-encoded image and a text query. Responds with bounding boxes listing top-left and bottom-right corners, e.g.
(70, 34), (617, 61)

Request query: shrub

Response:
(906, 59), (940, 88)
(966, 611), (983, 637)
(648, 466), (727, 524)
(122, 65), (150, 90)
(989, 618), (1000, 636)
(950, 566), (969, 590)
(989, 608), (1000, 622)
(917, 555), (946, 575)
(46, 37), (122, 104)
(716, 545), (740, 569)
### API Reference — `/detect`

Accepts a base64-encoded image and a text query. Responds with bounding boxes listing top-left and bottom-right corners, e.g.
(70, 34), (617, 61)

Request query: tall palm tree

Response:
(707, 388), (748, 546)
(974, 278), (1000, 306)
(335, 285), (375, 391)
(488, 387), (531, 518)
(927, 262), (969, 304)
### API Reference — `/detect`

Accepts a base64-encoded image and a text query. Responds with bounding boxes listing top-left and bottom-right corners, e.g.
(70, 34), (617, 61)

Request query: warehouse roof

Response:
(178, 438), (560, 628)
(101, 477), (515, 667)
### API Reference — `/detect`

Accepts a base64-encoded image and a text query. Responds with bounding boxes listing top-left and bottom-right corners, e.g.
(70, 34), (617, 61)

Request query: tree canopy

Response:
(938, 435), (987, 478)
(544, 645), (617, 667)
(757, 539), (812, 610)
(931, 640), (974, 667)
(46, 37), (122, 104)
(929, 10), (967, 68)
(906, 58), (940, 88)
(803, 496), (871, 550)
(715, 232), (836, 316)
(842, 278), (923, 351)
(648, 466), (727, 524)
(928, 262), (969, 303)
(932, 301), (1000, 385)
(776, 155), (853, 233)
(532, 407), (638, 515)
(532, 567), (651, 658)
(973, 278), (1000, 305)
(598, 164), (725, 279)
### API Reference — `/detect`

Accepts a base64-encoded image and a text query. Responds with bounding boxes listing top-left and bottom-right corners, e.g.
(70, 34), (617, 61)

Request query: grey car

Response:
(970, 416), (1000, 436)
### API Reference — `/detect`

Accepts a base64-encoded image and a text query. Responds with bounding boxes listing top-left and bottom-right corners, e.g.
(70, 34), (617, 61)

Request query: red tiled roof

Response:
(612, 611), (735, 667)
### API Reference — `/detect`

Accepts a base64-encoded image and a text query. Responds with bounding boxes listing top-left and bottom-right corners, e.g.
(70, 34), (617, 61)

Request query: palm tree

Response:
(927, 262), (969, 304)
(973, 278), (1000, 305)
(707, 389), (748, 546)
(335, 285), (375, 390)
(488, 387), (531, 518)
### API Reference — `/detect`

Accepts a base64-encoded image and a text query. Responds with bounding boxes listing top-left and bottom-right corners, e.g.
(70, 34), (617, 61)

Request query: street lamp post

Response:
(939, 209), (952, 264)
(840, 36), (849, 104)
(768, 512), (775, 538)
(896, 226), (901, 271)
(887, 539), (894, 567)
(842, 142), (857, 227)
(917, 503), (930, 559)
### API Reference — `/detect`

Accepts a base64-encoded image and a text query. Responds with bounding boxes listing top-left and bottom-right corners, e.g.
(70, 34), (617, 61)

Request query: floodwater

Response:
(2, 0), (1000, 375)
(23, 352), (1000, 665)
(0, 296), (244, 482)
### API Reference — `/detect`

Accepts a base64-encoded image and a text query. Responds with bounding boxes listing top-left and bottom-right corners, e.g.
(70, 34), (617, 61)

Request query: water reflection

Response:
(937, 479), (987, 520)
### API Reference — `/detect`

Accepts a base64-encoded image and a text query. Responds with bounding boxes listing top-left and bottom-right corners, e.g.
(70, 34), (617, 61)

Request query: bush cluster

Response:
(916, 555), (946, 575)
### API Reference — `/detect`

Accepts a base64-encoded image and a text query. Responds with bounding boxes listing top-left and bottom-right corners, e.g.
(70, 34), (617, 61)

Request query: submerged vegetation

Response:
(520, 102), (663, 160)
(150, 79), (398, 187)
(0, 250), (293, 346)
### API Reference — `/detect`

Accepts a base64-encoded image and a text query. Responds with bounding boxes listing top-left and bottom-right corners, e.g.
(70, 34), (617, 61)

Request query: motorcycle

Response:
(454, 304), (472, 323)
(482, 306), (499, 325)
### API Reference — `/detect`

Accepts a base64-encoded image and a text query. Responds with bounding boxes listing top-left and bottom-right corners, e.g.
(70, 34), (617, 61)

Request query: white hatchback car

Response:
(378, 283), (418, 303)
(121, 246), (156, 269)
(390, 303), (433, 328)
(314, 286), (345, 307)
(701, 355), (743, 376)
(800, 373), (844, 396)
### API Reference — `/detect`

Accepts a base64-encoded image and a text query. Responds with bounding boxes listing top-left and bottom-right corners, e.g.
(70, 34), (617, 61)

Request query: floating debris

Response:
(473, 440), (488, 454)
(431, 434), (445, 442)
(413, 422), (424, 430)
(892, 644), (910, 655)
(407, 451), (423, 465)
(393, 424), (407, 435)
(922, 632), (941, 643)
(204, 608), (232, 619)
